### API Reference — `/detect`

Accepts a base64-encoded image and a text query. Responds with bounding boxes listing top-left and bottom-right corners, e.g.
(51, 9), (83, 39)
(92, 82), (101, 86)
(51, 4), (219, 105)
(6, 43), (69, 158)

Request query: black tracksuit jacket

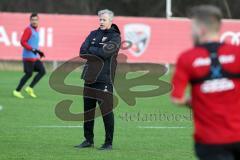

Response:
(80, 24), (121, 84)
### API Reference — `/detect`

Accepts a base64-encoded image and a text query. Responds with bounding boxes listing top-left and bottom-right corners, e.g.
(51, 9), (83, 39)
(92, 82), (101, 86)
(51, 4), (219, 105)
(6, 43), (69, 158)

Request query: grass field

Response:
(0, 70), (195, 160)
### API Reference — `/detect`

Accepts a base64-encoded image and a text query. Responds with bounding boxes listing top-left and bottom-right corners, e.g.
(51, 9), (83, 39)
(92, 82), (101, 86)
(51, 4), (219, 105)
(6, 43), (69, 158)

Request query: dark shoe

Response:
(74, 140), (94, 149)
(98, 143), (112, 150)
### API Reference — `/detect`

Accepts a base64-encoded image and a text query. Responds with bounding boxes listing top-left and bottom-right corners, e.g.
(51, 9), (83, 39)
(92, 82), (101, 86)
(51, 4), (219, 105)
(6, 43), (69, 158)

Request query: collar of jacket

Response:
(97, 24), (121, 34)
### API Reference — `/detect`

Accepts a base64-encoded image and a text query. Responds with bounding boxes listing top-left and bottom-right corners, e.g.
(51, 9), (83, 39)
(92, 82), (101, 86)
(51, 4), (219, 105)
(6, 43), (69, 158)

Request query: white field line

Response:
(29, 125), (83, 128)
(27, 125), (190, 129)
(138, 126), (189, 129)
(0, 105), (3, 111)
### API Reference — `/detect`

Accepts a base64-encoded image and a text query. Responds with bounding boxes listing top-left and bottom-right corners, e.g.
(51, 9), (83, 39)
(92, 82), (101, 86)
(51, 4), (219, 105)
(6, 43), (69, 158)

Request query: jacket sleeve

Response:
(171, 53), (189, 100)
(79, 32), (92, 58)
(88, 33), (121, 60)
(21, 28), (32, 51)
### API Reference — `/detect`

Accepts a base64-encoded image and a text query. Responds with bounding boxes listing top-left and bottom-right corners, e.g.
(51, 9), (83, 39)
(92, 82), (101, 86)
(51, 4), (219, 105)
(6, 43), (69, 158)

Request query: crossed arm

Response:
(80, 32), (121, 60)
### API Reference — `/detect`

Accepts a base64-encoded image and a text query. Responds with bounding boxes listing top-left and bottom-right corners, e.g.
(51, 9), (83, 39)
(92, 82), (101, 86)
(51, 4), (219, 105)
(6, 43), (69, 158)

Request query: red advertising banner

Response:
(0, 12), (240, 63)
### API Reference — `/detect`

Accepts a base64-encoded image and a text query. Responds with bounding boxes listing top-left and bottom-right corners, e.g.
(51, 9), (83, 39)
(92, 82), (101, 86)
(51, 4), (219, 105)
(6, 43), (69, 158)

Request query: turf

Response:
(0, 70), (195, 160)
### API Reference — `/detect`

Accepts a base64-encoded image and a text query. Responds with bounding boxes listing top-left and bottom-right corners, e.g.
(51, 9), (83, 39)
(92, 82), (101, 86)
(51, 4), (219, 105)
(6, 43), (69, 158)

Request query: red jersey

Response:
(171, 42), (240, 144)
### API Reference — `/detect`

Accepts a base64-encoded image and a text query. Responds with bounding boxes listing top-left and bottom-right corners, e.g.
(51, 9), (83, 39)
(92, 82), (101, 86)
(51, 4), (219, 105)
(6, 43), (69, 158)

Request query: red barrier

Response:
(0, 12), (240, 63)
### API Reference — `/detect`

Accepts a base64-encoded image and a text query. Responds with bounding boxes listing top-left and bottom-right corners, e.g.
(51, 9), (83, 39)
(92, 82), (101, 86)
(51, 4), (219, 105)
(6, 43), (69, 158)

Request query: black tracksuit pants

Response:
(16, 60), (46, 91)
(195, 142), (240, 160)
(83, 82), (114, 145)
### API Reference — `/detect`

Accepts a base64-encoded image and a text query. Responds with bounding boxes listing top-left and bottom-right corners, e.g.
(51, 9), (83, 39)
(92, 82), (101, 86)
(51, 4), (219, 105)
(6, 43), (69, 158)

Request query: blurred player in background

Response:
(13, 13), (45, 99)
(171, 5), (240, 160)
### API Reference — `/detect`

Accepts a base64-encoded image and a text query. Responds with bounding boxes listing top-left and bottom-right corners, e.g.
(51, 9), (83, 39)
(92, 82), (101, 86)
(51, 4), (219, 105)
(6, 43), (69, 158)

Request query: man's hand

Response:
(103, 41), (118, 54)
(171, 96), (192, 108)
(32, 49), (45, 58)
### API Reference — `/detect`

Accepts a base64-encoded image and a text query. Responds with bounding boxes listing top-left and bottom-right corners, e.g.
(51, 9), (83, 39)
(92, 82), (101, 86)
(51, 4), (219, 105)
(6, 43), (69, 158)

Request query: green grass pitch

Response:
(0, 70), (195, 160)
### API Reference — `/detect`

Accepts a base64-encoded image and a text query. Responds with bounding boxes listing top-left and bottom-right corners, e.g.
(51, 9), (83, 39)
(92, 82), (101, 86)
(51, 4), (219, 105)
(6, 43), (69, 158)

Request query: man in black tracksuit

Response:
(74, 9), (121, 150)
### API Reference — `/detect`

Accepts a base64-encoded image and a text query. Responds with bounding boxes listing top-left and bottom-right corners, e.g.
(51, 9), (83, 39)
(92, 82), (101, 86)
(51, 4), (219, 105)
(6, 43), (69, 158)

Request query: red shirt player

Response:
(171, 5), (240, 160)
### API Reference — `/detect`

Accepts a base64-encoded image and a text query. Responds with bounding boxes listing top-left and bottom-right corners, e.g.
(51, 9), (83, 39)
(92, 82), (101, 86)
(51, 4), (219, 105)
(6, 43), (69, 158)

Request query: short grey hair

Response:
(98, 9), (114, 21)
